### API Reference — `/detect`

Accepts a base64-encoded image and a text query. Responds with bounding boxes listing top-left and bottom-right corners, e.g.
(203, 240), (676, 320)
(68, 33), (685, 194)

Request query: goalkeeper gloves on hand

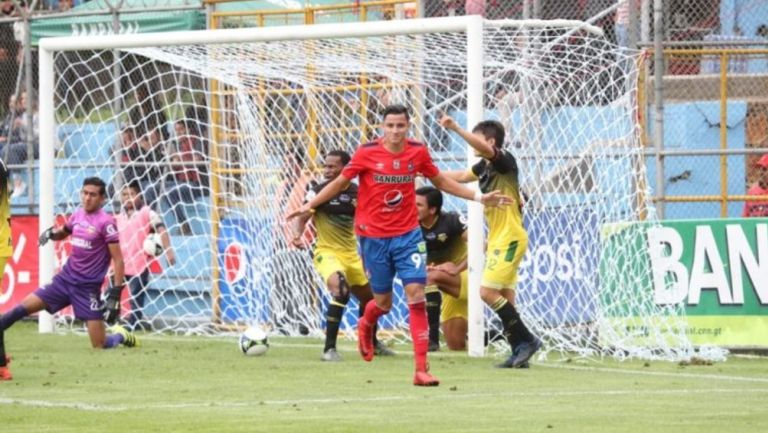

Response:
(38, 226), (55, 247)
(103, 284), (124, 325)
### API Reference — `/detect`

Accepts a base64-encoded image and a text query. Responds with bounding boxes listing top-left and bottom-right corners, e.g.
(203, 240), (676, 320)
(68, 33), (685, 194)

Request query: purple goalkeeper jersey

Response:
(59, 208), (120, 284)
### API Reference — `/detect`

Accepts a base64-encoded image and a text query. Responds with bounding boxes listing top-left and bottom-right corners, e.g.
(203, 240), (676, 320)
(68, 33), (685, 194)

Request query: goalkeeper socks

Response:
(324, 301), (346, 352)
(425, 289), (442, 347)
(0, 305), (28, 331)
(408, 301), (430, 372)
(491, 298), (534, 348)
(103, 333), (123, 349)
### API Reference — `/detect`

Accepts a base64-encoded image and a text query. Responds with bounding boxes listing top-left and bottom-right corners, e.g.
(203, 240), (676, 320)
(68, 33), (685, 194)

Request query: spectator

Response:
(614, 0), (632, 47)
(164, 120), (206, 235)
(0, 1), (16, 16)
(465, 0), (485, 16)
(0, 94), (18, 150)
(743, 155), (768, 217)
(129, 83), (168, 141)
(4, 91), (38, 164)
(58, 0), (73, 11)
(0, 24), (18, 117)
(124, 129), (165, 211)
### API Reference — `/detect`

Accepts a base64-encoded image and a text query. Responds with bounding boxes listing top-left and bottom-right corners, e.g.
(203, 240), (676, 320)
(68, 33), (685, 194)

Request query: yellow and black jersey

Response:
(0, 158), (11, 258)
(471, 149), (527, 246)
(421, 211), (467, 265)
(308, 180), (358, 252)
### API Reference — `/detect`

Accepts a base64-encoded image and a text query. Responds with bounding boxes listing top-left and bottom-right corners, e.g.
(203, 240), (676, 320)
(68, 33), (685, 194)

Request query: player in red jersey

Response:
(288, 104), (511, 386)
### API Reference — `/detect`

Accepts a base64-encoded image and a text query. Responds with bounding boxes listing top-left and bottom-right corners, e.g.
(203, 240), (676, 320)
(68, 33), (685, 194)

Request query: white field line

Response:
(2, 387), (768, 413)
(537, 362), (768, 384)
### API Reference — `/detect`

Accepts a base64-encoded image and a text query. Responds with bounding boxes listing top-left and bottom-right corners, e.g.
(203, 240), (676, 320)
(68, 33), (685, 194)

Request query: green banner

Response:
(601, 218), (768, 347)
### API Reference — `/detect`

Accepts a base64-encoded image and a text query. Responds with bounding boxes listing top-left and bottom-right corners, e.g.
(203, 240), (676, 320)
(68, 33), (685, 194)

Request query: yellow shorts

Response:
(313, 248), (368, 288)
(481, 238), (528, 290)
(0, 257), (7, 282)
(440, 270), (468, 323)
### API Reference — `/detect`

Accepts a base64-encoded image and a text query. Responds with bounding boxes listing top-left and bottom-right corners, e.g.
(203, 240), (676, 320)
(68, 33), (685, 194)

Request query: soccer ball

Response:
(142, 233), (164, 257)
(239, 326), (269, 356)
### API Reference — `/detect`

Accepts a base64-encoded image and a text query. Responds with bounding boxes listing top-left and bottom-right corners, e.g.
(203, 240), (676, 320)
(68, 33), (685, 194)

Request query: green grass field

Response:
(1, 321), (767, 433)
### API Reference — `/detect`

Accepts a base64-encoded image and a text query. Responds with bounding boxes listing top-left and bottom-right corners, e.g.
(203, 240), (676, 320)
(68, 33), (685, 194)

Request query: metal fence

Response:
(5, 0), (768, 218)
(642, 48), (768, 219)
(207, 0), (416, 29)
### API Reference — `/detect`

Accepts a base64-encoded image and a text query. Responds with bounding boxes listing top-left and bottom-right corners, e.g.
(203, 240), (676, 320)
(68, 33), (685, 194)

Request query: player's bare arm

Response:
(441, 169), (477, 184)
(429, 172), (513, 208)
(290, 212), (313, 248)
(157, 226), (176, 266)
(286, 175), (351, 221)
(108, 242), (125, 287)
(440, 114), (496, 159)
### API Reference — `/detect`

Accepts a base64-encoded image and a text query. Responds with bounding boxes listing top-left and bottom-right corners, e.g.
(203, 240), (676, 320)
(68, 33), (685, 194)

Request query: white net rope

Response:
(48, 21), (708, 360)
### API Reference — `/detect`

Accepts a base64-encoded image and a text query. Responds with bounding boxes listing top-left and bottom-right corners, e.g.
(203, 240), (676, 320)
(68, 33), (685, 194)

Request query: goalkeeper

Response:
(439, 115), (540, 368)
(0, 177), (139, 349)
(291, 150), (393, 362)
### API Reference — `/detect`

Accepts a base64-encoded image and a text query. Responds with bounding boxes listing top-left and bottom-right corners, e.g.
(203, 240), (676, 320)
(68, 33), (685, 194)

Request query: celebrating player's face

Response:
(80, 185), (105, 212)
(381, 113), (409, 147)
(323, 156), (344, 180)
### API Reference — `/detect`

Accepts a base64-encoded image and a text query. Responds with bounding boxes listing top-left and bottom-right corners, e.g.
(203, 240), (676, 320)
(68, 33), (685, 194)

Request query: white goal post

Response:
(38, 15), (712, 361)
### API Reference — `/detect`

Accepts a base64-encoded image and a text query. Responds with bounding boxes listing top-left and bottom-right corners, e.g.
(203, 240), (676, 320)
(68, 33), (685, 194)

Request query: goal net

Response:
(39, 16), (710, 361)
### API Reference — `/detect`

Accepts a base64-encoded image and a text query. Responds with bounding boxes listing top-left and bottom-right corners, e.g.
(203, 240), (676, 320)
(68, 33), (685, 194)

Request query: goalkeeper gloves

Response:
(38, 226), (55, 247)
(103, 284), (124, 325)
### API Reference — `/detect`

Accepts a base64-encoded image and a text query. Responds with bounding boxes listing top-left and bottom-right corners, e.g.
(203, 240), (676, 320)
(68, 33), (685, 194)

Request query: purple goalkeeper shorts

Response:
(34, 275), (104, 321)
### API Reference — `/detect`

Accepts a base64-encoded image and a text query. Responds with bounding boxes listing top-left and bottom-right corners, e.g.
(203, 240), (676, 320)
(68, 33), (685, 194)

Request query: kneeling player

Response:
(0, 178), (139, 352)
(416, 187), (469, 351)
(292, 150), (392, 361)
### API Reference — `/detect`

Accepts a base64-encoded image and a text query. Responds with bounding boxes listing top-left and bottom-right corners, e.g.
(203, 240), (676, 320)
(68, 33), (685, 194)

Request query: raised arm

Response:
(285, 175), (351, 221)
(442, 169), (478, 184)
(429, 172), (512, 208)
(440, 115), (496, 159)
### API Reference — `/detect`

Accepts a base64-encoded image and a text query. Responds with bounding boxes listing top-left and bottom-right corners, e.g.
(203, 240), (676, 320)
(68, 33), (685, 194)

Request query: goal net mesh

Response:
(46, 20), (703, 361)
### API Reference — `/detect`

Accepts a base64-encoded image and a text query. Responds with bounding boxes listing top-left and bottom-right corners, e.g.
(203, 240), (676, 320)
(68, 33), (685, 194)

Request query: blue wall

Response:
(645, 101), (747, 219)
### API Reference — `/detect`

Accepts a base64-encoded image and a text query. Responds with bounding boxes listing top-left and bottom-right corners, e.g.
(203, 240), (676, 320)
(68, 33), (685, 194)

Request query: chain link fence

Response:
(643, 49), (768, 219)
(5, 0), (768, 218)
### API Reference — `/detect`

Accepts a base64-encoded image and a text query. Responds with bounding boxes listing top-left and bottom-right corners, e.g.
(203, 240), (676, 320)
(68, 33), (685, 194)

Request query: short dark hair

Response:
(382, 104), (410, 121)
(125, 181), (141, 194)
(415, 186), (442, 214)
(472, 120), (505, 149)
(83, 177), (107, 196)
(327, 149), (351, 166)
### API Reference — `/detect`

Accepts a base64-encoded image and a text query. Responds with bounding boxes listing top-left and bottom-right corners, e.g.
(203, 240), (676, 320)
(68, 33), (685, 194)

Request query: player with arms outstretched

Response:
(440, 115), (541, 368)
(291, 150), (393, 361)
(415, 186), (469, 352)
(0, 158), (12, 380)
(0, 177), (139, 352)
(289, 105), (512, 386)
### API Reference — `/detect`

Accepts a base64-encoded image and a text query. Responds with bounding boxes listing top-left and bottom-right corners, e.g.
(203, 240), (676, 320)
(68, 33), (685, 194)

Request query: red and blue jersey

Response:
(342, 138), (440, 238)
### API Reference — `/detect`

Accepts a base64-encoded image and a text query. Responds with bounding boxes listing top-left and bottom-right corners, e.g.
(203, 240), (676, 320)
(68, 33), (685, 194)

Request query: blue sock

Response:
(1, 305), (28, 331)
(103, 333), (124, 349)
